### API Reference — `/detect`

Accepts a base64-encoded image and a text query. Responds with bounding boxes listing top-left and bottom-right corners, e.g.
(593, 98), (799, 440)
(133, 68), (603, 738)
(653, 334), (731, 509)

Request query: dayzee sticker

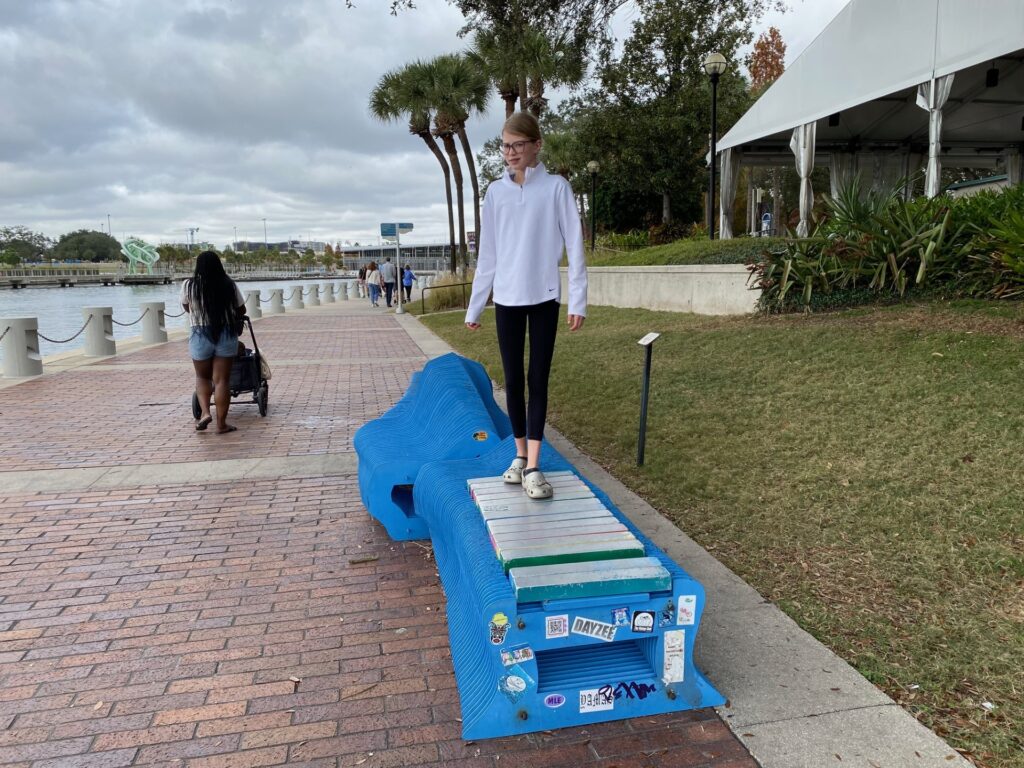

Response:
(631, 610), (655, 633)
(489, 612), (510, 645)
(545, 614), (569, 639)
(579, 686), (614, 713)
(677, 595), (696, 625)
(499, 644), (535, 667)
(571, 616), (617, 642)
(543, 693), (566, 709)
(611, 607), (630, 627)
(662, 629), (685, 684)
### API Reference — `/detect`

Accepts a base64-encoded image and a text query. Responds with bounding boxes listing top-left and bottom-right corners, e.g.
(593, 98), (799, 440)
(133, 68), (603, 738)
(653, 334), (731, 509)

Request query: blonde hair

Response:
(503, 112), (542, 141)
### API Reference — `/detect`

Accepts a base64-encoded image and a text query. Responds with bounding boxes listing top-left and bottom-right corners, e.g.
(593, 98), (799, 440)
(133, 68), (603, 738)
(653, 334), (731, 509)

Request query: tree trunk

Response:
(771, 168), (782, 236)
(747, 173), (755, 235)
(441, 134), (467, 278)
(504, 95), (517, 119)
(662, 191), (672, 224)
(456, 127), (481, 253)
(419, 132), (456, 271)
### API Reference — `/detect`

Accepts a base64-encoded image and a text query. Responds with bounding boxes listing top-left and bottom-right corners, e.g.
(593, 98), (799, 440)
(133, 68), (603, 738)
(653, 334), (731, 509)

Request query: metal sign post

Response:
(636, 332), (661, 466)
(380, 222), (414, 314)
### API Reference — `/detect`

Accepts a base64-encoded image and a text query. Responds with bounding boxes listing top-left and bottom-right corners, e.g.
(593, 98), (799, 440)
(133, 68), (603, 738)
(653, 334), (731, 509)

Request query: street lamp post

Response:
(703, 51), (727, 240)
(262, 218), (268, 251)
(586, 160), (600, 251)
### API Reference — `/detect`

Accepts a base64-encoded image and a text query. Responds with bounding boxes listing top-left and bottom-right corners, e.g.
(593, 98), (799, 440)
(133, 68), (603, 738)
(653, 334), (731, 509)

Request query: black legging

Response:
(494, 300), (559, 441)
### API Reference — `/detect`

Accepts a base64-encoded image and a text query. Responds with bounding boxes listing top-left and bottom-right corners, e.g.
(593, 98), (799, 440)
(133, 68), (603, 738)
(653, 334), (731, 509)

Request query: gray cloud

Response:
(1, 0), (845, 248)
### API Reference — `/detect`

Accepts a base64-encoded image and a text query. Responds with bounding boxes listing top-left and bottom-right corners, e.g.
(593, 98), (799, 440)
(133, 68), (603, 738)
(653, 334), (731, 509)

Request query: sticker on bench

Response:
(499, 644), (534, 667)
(677, 595), (696, 625)
(663, 629), (685, 684)
(545, 614), (569, 639)
(579, 686), (615, 713)
(489, 612), (510, 645)
(632, 610), (655, 633)
(571, 616), (617, 642)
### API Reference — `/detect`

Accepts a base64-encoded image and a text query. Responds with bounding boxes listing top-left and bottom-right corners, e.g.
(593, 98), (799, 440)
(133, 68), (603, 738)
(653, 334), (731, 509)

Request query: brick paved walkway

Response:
(0, 303), (756, 767)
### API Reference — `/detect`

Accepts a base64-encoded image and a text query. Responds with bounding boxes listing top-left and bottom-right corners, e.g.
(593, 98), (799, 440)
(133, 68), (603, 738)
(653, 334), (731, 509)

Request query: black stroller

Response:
(191, 317), (269, 419)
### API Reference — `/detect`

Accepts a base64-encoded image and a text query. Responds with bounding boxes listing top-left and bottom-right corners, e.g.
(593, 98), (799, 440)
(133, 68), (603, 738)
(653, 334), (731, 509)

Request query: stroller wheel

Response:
(257, 383), (269, 417)
(191, 391), (202, 420)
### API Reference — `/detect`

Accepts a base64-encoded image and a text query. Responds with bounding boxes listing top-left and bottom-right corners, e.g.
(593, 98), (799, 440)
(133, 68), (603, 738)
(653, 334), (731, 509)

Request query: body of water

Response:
(0, 279), (357, 361)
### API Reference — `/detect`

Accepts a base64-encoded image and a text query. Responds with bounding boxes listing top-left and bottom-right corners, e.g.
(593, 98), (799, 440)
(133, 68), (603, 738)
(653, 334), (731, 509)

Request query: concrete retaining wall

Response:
(560, 264), (760, 316)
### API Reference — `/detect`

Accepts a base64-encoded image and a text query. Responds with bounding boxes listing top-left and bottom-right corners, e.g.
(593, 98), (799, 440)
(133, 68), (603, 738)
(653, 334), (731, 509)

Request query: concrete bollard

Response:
(82, 306), (116, 357)
(339, 281), (350, 301)
(290, 285), (305, 310)
(139, 302), (168, 344)
(351, 280), (362, 300)
(0, 317), (43, 378)
(307, 284), (320, 307)
(244, 290), (263, 319)
(322, 283), (335, 304)
(417, 276), (427, 290)
(267, 289), (285, 315)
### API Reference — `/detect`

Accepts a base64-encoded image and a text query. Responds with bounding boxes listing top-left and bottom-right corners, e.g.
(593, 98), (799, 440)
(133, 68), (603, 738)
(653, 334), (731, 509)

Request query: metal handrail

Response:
(420, 281), (473, 315)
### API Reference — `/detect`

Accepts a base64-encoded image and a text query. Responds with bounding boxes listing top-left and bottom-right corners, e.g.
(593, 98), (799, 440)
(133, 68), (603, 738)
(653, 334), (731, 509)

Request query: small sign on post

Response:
(637, 332), (661, 466)
(760, 212), (772, 237)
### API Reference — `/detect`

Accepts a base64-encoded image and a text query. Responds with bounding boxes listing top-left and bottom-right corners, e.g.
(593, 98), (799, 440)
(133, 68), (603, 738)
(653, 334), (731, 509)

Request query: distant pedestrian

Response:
(380, 257), (397, 307)
(365, 261), (383, 307)
(180, 250), (247, 435)
(402, 264), (415, 302)
(465, 111), (587, 499)
(358, 265), (367, 298)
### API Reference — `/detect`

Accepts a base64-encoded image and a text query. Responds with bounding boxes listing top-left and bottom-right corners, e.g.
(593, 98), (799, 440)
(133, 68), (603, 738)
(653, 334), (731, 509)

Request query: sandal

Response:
(502, 456), (527, 484)
(522, 468), (553, 500)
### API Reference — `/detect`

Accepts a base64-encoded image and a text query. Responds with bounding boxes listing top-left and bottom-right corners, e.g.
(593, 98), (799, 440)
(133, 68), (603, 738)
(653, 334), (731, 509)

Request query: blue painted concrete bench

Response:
(353, 353), (512, 540)
(356, 354), (723, 739)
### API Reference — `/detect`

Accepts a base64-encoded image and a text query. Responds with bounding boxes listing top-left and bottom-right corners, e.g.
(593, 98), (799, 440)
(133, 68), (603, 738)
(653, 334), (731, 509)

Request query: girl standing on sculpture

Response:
(465, 112), (587, 499)
(180, 250), (246, 434)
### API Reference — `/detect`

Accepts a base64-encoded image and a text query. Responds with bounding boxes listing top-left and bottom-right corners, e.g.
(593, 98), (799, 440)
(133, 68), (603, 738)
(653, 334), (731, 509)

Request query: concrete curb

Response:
(395, 311), (970, 768)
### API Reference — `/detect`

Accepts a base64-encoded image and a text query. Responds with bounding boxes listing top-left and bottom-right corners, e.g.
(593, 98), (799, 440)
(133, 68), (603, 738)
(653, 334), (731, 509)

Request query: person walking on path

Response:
(402, 264), (416, 303)
(464, 112), (587, 500)
(380, 257), (397, 307)
(358, 265), (367, 299)
(365, 261), (383, 307)
(180, 250), (247, 434)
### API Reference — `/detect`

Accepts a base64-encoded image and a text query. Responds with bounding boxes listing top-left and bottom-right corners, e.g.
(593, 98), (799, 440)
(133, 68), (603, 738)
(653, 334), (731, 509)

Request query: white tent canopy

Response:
(716, 0), (1024, 235)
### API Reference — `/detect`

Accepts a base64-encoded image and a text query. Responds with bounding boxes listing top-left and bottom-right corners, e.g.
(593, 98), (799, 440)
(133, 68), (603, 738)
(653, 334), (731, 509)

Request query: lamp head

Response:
(587, 160), (600, 174)
(703, 52), (727, 77)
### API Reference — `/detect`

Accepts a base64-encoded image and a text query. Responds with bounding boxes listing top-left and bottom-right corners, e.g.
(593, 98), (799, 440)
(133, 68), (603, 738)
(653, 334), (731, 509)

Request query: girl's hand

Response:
(567, 315), (585, 332)
(466, 322), (481, 331)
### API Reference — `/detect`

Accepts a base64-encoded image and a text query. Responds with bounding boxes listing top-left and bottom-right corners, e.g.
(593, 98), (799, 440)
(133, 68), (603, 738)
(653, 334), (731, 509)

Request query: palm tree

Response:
(369, 66), (457, 270)
(521, 29), (586, 117)
(428, 54), (489, 267)
(468, 30), (520, 119)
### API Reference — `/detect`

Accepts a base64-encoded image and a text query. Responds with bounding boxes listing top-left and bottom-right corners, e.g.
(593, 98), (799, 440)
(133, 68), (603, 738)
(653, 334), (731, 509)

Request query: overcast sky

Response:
(0, 0), (849, 248)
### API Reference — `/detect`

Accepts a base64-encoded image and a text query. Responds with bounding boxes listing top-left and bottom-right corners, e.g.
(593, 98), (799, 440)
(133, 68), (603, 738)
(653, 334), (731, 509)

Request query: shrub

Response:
(425, 270), (475, 312)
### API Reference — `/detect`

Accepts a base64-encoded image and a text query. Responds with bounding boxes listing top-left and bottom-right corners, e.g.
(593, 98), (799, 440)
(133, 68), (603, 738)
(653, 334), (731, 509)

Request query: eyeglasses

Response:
(500, 140), (536, 155)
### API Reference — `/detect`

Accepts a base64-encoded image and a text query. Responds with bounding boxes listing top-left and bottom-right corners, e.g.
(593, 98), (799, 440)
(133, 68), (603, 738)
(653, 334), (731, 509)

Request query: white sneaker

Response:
(503, 457), (527, 484)
(522, 468), (553, 500)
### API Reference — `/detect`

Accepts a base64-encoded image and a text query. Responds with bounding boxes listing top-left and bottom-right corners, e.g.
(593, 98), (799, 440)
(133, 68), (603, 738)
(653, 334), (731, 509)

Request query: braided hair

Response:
(188, 251), (237, 342)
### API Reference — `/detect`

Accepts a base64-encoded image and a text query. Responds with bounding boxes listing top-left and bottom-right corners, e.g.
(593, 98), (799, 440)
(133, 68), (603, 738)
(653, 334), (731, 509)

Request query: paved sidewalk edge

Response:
(395, 312), (969, 768)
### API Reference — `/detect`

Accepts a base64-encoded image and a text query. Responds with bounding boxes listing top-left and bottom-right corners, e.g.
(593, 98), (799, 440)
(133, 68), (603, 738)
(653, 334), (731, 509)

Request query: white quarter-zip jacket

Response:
(465, 163), (587, 325)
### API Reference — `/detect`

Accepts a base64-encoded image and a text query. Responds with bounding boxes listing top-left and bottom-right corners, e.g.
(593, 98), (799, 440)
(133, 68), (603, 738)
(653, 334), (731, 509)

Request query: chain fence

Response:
(110, 308), (150, 327)
(37, 316), (93, 345)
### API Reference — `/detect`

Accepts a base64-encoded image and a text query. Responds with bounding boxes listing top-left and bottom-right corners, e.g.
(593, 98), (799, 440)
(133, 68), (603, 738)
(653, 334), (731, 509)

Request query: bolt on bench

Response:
(355, 355), (724, 739)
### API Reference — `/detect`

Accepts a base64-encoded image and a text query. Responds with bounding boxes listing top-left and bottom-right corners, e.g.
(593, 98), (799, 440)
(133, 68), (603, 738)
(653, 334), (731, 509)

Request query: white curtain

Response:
(719, 149), (742, 240)
(1006, 149), (1022, 185)
(828, 152), (857, 198)
(790, 122), (816, 237)
(916, 74), (955, 198)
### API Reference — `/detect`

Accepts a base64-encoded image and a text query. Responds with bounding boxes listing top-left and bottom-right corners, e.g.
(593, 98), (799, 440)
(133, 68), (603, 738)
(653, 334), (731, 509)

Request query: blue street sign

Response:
(380, 222), (414, 239)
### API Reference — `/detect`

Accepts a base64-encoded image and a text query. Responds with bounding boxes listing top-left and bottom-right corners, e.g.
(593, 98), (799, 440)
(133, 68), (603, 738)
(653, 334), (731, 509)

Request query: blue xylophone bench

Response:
(356, 355), (724, 739)
(353, 353), (512, 540)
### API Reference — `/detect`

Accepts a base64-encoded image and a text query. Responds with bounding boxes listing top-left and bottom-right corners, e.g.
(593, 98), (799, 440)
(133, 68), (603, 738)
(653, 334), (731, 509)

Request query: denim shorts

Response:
(189, 326), (239, 360)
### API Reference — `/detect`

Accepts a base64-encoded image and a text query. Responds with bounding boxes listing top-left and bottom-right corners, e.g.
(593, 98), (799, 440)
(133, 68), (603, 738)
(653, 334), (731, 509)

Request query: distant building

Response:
(946, 174), (1010, 198)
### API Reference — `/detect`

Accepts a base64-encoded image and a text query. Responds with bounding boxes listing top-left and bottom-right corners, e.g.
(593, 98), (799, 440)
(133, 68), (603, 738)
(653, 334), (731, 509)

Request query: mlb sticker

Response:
(611, 607), (630, 627)
(631, 610), (655, 633)
(579, 686), (614, 713)
(677, 595), (696, 625)
(500, 644), (535, 667)
(489, 612), (510, 645)
(662, 629), (685, 684)
(545, 614), (569, 639)
(571, 616), (617, 642)
(543, 693), (566, 709)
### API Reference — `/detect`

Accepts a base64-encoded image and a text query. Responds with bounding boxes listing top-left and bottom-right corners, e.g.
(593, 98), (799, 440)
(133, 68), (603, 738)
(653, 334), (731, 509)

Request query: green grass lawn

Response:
(587, 236), (786, 266)
(420, 301), (1024, 768)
